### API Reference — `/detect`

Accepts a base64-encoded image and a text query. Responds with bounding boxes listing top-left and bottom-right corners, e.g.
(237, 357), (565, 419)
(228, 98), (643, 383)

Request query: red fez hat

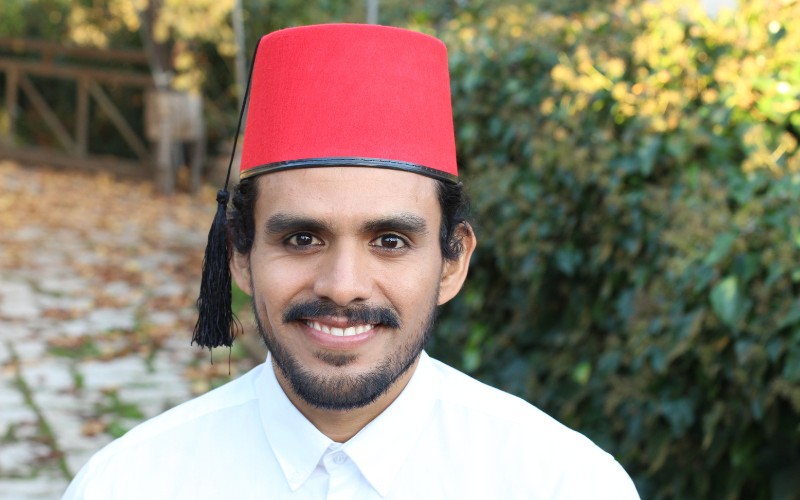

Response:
(240, 24), (458, 183)
(193, 24), (458, 351)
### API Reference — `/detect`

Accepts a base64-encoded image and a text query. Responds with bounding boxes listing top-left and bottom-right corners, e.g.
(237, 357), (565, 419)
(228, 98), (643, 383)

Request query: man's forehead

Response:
(253, 166), (441, 220)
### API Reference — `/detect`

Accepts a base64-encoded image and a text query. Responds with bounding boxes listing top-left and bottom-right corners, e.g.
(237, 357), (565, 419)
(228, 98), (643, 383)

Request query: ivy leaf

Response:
(704, 233), (737, 266)
(710, 276), (739, 328)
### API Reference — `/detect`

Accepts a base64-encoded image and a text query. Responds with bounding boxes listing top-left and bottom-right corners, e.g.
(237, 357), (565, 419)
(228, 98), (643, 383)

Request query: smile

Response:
(304, 320), (376, 337)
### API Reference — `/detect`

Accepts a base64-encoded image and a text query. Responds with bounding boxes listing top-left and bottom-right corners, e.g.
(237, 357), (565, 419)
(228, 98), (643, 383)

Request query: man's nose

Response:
(312, 242), (373, 306)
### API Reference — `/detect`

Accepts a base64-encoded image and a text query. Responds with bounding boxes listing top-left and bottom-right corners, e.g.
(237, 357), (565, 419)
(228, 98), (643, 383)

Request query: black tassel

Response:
(192, 189), (240, 349)
(192, 44), (258, 351)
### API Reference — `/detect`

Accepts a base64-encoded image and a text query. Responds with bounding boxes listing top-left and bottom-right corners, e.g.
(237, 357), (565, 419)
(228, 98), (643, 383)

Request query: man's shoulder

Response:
(63, 363), (276, 499)
(421, 357), (640, 498)
(430, 356), (566, 427)
(427, 357), (615, 457)
(91, 363), (263, 456)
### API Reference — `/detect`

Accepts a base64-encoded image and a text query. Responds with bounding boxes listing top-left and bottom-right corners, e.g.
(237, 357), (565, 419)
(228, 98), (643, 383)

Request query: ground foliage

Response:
(0, 159), (257, 392)
(428, 1), (800, 498)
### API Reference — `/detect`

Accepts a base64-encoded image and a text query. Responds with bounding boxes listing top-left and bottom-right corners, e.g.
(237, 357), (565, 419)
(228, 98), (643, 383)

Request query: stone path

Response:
(0, 161), (261, 498)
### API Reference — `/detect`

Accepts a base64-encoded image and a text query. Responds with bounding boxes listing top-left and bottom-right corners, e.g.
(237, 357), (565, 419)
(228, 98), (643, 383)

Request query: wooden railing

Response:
(0, 38), (204, 193)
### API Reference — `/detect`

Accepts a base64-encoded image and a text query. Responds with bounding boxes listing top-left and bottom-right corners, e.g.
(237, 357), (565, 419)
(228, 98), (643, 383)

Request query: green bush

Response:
(429, 1), (800, 498)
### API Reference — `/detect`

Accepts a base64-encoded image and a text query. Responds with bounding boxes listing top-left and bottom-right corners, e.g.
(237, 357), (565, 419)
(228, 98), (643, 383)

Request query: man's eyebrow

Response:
(265, 213), (329, 235)
(361, 213), (428, 234)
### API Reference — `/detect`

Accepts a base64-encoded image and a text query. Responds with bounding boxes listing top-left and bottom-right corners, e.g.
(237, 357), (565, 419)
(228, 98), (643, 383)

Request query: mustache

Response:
(282, 299), (401, 329)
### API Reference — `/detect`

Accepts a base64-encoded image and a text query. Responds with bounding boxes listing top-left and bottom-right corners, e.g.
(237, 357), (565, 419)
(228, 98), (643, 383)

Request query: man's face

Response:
(231, 167), (468, 411)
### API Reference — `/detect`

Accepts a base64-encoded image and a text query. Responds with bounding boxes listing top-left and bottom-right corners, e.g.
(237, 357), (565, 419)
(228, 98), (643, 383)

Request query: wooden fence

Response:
(0, 38), (204, 193)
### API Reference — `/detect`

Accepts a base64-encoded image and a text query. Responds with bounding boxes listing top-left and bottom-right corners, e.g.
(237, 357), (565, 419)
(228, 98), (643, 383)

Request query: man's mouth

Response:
(304, 320), (376, 337)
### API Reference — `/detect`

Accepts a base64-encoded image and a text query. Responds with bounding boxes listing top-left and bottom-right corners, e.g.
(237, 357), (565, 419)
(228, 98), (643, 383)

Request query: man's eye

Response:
(287, 233), (321, 247)
(372, 234), (407, 249)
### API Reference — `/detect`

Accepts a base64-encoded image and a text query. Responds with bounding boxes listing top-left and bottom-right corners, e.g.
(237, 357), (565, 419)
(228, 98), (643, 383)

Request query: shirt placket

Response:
(322, 443), (368, 500)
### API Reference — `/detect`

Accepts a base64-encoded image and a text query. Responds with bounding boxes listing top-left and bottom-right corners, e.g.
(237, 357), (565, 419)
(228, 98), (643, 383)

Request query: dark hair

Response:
(229, 173), (471, 261)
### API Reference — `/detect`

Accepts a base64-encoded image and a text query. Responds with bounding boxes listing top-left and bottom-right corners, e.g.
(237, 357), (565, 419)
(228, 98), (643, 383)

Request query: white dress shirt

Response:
(63, 352), (639, 499)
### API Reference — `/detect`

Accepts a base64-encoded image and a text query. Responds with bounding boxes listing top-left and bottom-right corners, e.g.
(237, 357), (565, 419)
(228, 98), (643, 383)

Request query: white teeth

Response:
(351, 324), (375, 335)
(307, 321), (330, 334)
(305, 321), (375, 337)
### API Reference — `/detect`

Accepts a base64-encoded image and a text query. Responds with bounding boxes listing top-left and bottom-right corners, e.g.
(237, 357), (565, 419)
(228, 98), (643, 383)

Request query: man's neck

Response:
(273, 357), (421, 443)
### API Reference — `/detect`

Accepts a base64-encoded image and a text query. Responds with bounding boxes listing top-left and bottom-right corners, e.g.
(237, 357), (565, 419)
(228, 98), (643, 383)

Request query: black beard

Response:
(252, 296), (438, 411)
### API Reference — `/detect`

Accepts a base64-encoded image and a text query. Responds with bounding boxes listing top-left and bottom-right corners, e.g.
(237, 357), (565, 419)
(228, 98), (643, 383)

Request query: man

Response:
(64, 24), (639, 498)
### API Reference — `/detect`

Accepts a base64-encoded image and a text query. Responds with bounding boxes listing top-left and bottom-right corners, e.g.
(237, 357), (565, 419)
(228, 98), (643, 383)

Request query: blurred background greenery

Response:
(2, 0), (799, 498)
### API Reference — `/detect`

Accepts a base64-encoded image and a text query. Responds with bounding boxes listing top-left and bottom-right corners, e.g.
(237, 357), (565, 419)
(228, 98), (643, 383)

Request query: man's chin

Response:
(313, 350), (359, 368)
(283, 368), (395, 411)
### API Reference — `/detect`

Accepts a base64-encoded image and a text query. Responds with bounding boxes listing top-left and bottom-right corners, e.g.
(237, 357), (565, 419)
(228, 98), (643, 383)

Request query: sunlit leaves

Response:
(63, 0), (236, 92)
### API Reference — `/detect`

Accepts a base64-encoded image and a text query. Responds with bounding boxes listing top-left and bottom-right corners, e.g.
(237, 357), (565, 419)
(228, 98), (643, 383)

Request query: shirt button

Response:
(333, 452), (347, 464)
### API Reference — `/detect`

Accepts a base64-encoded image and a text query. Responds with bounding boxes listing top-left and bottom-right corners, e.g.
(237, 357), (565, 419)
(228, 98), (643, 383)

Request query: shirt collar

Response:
(256, 354), (333, 491)
(345, 351), (441, 497)
(256, 351), (441, 496)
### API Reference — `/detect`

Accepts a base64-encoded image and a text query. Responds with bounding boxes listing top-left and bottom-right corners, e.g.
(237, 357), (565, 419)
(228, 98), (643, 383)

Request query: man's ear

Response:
(230, 250), (253, 296)
(437, 223), (477, 305)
